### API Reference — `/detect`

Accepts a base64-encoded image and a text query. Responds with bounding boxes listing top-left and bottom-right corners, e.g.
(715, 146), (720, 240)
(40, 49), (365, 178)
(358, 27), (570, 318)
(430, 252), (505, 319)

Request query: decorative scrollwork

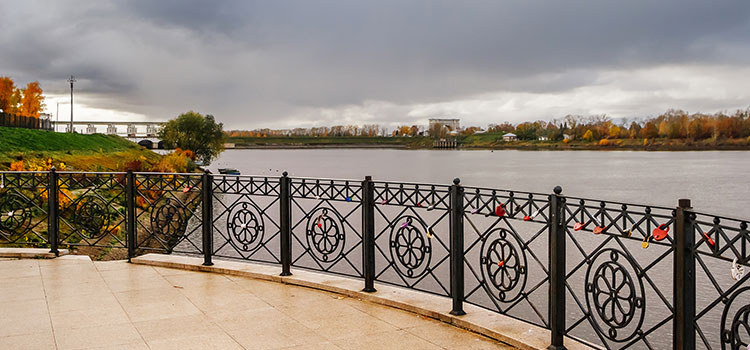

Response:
(150, 197), (187, 249)
(721, 286), (750, 350)
(585, 248), (645, 343)
(480, 228), (527, 302)
(306, 207), (345, 263)
(226, 201), (264, 252)
(0, 193), (32, 238)
(70, 196), (110, 239)
(389, 215), (431, 278)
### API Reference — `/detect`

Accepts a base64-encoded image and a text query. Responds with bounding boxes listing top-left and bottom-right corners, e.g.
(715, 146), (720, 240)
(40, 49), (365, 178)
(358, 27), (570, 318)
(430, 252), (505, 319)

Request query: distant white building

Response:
(538, 136), (549, 141)
(429, 118), (460, 131)
(503, 133), (517, 142)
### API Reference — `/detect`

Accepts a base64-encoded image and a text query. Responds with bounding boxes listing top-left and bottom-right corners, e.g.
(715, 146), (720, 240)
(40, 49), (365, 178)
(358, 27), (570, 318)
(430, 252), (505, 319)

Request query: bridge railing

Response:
(0, 169), (747, 350)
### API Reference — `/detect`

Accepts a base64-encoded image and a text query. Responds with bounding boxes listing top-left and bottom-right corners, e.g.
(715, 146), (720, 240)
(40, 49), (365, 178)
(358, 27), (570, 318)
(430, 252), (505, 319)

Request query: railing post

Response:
(449, 178), (465, 316)
(548, 186), (566, 350)
(201, 170), (214, 266)
(361, 176), (376, 292)
(48, 167), (59, 256)
(674, 199), (695, 350)
(280, 171), (292, 276)
(126, 170), (136, 262)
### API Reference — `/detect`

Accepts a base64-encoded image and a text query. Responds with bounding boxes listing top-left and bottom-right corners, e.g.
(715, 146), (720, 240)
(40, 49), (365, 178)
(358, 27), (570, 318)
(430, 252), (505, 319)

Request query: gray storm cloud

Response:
(1, 0), (749, 128)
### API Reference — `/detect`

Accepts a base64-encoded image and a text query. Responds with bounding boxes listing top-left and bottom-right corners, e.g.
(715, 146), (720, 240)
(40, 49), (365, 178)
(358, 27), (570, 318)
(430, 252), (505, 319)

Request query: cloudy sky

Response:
(1, 1), (749, 129)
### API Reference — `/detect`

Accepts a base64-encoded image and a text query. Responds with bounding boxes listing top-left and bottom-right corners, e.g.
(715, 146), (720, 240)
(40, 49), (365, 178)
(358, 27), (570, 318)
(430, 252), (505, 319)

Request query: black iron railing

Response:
(0, 169), (747, 350)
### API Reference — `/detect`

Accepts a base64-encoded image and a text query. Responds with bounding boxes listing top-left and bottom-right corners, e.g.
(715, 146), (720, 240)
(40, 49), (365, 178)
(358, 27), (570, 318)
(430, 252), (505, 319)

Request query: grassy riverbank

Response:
(0, 126), (162, 170)
(227, 133), (750, 151)
(227, 135), (432, 148)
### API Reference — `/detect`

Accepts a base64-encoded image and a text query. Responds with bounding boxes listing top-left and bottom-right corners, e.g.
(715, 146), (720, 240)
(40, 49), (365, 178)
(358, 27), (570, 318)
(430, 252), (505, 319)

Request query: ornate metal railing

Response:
(0, 168), (747, 350)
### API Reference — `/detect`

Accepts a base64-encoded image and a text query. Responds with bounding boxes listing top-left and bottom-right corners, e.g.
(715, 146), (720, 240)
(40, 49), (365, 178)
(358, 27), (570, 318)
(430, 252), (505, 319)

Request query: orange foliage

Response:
(20, 81), (44, 118)
(150, 150), (190, 173)
(0, 77), (17, 113)
(9, 160), (25, 171)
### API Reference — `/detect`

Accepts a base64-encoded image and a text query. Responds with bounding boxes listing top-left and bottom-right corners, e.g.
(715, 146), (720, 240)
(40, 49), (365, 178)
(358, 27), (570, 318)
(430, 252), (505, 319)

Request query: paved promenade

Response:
(0, 257), (511, 349)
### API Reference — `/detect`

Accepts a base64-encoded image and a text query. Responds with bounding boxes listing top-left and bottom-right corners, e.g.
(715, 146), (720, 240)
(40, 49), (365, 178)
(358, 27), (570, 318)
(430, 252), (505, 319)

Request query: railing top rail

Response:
(288, 175), (362, 183)
(133, 171), (204, 176)
(212, 174), (282, 180)
(57, 171), (127, 175)
(461, 184), (549, 198)
(373, 179), (453, 188)
(562, 194), (675, 212)
(0, 170), (50, 174)
(691, 209), (749, 224)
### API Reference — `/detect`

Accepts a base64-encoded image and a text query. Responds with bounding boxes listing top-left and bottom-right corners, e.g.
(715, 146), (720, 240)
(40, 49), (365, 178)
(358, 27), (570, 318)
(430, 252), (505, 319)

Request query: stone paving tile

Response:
(0, 330), (56, 350)
(331, 329), (445, 350)
(147, 332), (244, 350)
(0, 258), (512, 349)
(53, 322), (144, 350)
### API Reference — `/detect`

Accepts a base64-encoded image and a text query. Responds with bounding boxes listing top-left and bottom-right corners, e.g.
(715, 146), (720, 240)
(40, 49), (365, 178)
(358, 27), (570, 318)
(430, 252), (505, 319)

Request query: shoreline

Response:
(227, 143), (750, 151)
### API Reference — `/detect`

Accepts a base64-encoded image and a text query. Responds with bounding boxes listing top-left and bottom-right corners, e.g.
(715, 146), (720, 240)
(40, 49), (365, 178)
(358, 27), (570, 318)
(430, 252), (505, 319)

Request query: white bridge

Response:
(64, 121), (166, 149)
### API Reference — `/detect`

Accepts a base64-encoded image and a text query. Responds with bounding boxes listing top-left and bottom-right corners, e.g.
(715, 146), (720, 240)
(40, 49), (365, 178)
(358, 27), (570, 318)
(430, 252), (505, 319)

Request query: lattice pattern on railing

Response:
(372, 181), (452, 296)
(289, 178), (364, 278)
(461, 186), (552, 328)
(561, 197), (676, 350)
(57, 172), (128, 248)
(0, 172), (50, 246)
(211, 175), (281, 264)
(134, 173), (204, 255)
(691, 212), (750, 350)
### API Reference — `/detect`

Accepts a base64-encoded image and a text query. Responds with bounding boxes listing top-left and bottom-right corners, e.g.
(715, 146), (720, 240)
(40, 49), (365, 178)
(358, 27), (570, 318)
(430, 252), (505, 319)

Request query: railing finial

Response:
(453, 178), (460, 185)
(553, 185), (562, 194)
(282, 171), (288, 177)
(678, 198), (691, 208)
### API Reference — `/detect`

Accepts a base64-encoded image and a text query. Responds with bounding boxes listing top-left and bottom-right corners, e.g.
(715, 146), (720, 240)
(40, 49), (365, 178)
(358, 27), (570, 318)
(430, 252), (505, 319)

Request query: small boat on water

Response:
(218, 168), (241, 175)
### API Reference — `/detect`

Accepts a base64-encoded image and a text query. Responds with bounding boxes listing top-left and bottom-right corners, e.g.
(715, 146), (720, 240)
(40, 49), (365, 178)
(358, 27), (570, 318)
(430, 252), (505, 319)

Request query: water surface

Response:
(210, 149), (750, 217)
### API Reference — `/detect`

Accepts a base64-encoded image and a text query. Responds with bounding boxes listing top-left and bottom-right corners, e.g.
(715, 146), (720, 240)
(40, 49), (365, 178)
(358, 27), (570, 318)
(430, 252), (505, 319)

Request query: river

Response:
(209, 148), (750, 218)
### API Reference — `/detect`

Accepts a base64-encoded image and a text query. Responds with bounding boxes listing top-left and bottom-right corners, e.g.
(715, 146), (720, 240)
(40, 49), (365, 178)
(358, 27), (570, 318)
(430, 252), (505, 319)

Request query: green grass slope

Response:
(0, 126), (140, 152)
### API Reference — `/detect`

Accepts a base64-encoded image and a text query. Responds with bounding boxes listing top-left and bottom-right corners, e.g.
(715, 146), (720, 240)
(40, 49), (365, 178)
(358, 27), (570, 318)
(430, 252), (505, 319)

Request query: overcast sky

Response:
(1, 1), (749, 129)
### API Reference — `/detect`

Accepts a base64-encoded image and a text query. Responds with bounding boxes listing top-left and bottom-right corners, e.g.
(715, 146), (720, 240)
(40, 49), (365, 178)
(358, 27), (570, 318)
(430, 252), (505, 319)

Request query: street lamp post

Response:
(56, 101), (70, 133)
(67, 75), (76, 133)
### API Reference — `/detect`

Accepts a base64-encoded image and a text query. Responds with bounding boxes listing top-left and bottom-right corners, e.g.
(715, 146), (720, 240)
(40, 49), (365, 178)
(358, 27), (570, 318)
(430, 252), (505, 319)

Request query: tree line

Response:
(225, 108), (750, 142)
(481, 109), (750, 141)
(0, 76), (45, 118)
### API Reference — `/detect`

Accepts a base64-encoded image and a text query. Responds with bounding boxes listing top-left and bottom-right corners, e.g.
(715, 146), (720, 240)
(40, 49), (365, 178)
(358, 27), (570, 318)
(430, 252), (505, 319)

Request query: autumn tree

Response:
(640, 122), (659, 139)
(0, 77), (18, 113)
(158, 111), (225, 165)
(582, 129), (594, 142)
(20, 81), (45, 118)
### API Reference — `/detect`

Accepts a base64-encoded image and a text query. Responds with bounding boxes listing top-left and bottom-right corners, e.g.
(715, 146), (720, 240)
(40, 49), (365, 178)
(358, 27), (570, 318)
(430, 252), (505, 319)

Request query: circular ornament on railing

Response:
(0, 193), (32, 238)
(305, 207), (345, 263)
(150, 197), (187, 248)
(226, 201), (264, 252)
(721, 286), (750, 350)
(389, 215), (431, 278)
(585, 248), (645, 343)
(480, 228), (527, 303)
(70, 195), (110, 239)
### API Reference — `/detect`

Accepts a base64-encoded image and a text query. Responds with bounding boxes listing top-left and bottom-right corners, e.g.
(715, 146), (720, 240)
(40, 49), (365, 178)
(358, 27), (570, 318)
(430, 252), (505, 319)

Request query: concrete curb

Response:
(0, 248), (69, 259)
